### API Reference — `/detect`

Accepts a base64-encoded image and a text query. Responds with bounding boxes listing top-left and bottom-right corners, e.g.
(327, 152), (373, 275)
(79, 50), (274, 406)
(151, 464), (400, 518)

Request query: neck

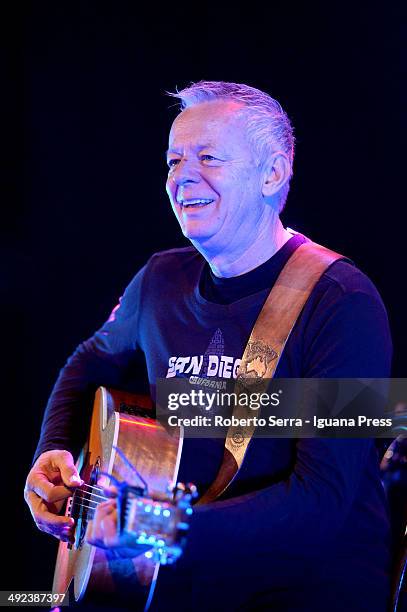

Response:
(192, 213), (292, 278)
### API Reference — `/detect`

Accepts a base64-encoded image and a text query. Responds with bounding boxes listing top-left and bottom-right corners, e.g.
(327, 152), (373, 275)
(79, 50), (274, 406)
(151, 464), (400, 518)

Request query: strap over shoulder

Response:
(198, 241), (346, 504)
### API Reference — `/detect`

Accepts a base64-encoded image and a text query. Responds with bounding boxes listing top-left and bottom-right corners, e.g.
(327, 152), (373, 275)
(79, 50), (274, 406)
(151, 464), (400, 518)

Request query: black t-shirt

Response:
(200, 233), (307, 304)
(34, 234), (393, 611)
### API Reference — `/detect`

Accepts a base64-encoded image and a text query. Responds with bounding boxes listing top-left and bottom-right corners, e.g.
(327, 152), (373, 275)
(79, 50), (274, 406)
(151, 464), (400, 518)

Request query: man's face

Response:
(166, 100), (266, 254)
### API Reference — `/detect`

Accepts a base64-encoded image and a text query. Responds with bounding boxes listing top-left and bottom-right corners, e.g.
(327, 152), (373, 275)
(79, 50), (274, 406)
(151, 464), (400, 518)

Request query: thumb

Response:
(54, 451), (83, 487)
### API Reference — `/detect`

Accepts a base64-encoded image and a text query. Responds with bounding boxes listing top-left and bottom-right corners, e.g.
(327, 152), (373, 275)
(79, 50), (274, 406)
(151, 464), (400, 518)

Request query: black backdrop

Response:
(2, 0), (406, 596)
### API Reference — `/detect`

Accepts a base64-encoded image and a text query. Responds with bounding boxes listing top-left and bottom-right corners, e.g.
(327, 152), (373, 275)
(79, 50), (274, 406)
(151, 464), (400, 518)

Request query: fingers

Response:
(25, 450), (82, 505)
(102, 506), (120, 548)
(24, 450), (82, 542)
(85, 499), (141, 560)
(51, 450), (83, 488)
(86, 500), (119, 548)
(25, 450), (122, 548)
(100, 485), (119, 499)
(27, 473), (73, 504)
(24, 489), (75, 542)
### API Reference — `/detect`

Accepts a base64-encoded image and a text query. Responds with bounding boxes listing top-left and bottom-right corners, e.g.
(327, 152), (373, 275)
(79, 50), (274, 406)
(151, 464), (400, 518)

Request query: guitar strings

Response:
(80, 483), (107, 494)
(72, 501), (98, 512)
(81, 483), (104, 490)
(75, 489), (108, 501)
(76, 483), (108, 497)
(69, 483), (111, 514)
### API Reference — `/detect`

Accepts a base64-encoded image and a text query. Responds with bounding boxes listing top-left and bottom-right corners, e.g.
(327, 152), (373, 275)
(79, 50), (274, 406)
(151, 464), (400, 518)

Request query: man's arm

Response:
(80, 266), (393, 605)
(25, 263), (147, 540)
(178, 283), (393, 581)
(32, 264), (147, 462)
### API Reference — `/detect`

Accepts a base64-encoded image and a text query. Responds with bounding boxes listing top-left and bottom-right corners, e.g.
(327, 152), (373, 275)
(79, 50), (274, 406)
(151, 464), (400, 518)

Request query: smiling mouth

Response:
(179, 198), (215, 208)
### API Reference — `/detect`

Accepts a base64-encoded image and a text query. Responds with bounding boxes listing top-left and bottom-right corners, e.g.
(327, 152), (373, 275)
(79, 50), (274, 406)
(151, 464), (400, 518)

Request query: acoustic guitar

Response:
(52, 386), (195, 610)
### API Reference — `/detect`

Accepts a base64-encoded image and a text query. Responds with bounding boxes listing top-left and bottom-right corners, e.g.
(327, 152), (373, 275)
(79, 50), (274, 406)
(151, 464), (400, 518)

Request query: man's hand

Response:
(86, 497), (120, 549)
(24, 449), (83, 543)
(86, 492), (145, 559)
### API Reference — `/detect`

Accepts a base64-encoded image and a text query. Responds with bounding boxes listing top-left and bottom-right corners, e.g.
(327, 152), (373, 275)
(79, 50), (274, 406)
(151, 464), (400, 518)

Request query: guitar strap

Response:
(198, 240), (346, 504)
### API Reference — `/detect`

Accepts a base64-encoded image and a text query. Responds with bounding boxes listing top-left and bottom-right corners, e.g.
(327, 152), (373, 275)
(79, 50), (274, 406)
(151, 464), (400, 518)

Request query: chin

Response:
(181, 222), (217, 242)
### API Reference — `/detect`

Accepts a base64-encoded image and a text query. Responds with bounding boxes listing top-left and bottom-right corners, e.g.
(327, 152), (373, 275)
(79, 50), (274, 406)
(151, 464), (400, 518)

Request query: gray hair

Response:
(167, 80), (295, 211)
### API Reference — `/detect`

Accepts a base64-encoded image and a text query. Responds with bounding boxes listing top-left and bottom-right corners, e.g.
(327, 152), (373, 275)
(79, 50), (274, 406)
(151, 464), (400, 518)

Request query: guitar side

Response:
(52, 386), (183, 610)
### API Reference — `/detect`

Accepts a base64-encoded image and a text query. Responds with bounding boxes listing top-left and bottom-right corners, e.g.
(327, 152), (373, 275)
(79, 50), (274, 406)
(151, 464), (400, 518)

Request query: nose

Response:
(169, 158), (200, 186)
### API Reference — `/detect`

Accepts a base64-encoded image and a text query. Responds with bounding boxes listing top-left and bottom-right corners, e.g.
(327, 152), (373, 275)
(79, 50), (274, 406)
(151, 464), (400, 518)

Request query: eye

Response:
(200, 154), (217, 162)
(167, 158), (180, 168)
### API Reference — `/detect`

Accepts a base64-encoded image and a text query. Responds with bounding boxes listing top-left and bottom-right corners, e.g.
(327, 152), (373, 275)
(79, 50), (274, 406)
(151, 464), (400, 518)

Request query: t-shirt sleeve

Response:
(32, 264), (147, 464)
(179, 277), (392, 577)
(302, 283), (393, 378)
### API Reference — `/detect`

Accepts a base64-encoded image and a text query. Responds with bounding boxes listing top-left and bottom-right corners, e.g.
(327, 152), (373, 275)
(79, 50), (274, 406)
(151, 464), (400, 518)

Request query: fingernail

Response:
(70, 475), (82, 484)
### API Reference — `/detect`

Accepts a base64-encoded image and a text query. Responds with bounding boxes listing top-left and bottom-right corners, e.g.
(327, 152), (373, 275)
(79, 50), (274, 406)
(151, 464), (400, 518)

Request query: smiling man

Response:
(165, 97), (292, 276)
(25, 81), (392, 611)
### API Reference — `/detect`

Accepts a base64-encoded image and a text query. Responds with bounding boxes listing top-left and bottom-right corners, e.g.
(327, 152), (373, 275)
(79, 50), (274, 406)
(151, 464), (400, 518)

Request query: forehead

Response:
(168, 100), (249, 151)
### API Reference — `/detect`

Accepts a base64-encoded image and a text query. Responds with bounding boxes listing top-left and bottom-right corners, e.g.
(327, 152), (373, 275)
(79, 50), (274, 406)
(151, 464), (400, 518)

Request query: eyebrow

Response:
(165, 143), (220, 157)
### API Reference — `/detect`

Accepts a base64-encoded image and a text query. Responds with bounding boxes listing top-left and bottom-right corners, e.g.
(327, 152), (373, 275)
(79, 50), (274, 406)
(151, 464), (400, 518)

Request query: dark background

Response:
(2, 0), (406, 596)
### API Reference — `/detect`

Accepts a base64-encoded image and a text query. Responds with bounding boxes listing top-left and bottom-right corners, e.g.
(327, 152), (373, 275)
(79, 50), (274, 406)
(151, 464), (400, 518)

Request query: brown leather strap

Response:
(198, 241), (345, 504)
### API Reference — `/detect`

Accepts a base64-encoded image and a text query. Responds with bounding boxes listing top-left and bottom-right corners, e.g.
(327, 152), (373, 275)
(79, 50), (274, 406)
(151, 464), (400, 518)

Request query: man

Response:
(25, 81), (392, 611)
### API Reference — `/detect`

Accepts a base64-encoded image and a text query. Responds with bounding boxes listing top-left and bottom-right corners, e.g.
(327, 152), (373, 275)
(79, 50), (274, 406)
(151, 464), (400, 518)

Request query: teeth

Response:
(181, 199), (214, 207)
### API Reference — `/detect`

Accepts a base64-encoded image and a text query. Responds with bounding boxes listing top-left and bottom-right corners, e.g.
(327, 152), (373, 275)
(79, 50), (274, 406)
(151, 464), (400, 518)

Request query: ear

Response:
(261, 152), (291, 198)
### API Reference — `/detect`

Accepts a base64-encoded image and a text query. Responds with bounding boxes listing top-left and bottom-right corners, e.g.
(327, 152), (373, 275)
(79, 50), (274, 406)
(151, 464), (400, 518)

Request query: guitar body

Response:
(52, 386), (183, 610)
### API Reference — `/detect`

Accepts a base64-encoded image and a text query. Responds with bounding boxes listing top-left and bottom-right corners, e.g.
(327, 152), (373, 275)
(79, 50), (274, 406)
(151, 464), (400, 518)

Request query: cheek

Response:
(166, 178), (175, 200)
(221, 165), (255, 194)
(233, 170), (261, 202)
(166, 184), (184, 224)
(170, 201), (182, 224)
(166, 181), (182, 216)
